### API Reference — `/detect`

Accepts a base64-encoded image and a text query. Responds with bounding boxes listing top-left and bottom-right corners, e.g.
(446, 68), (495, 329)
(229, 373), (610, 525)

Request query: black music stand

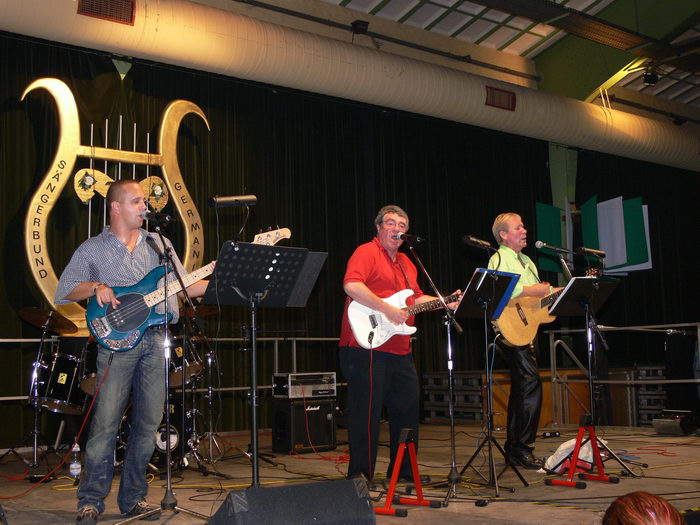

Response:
(549, 276), (618, 422)
(545, 276), (637, 487)
(452, 268), (528, 496)
(452, 268), (526, 497)
(202, 241), (326, 487)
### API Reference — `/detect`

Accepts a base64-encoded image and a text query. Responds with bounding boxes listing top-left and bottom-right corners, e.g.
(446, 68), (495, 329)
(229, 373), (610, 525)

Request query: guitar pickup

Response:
(90, 316), (112, 339)
(369, 314), (378, 329)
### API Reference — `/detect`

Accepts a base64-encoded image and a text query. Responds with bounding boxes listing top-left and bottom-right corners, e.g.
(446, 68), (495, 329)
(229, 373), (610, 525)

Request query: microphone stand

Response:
(117, 225), (207, 524)
(405, 243), (464, 503)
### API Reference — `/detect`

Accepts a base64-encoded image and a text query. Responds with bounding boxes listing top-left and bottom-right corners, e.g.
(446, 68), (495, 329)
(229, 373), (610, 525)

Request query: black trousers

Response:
(338, 346), (419, 481)
(498, 342), (542, 455)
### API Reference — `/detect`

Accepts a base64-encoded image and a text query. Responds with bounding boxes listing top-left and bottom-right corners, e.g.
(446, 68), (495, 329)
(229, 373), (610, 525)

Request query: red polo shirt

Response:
(339, 238), (423, 354)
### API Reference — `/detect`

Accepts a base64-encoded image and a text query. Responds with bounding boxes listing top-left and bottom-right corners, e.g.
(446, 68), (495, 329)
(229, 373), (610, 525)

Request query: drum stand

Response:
(180, 343), (232, 479)
(0, 315), (61, 478)
(190, 347), (226, 465)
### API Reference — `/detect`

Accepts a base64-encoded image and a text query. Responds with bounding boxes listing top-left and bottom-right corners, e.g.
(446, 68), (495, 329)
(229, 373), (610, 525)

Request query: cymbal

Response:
(180, 304), (220, 318)
(18, 307), (78, 334)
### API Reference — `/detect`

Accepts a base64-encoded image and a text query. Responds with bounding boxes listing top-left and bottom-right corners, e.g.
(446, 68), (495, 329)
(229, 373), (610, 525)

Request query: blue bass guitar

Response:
(86, 228), (290, 351)
(86, 262), (216, 351)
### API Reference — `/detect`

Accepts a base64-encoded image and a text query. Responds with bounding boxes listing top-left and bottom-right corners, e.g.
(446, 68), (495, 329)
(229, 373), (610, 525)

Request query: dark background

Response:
(0, 32), (696, 447)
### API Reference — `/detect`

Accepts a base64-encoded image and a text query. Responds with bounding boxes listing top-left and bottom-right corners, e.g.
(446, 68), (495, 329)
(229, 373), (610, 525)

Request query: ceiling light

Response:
(643, 68), (658, 86)
(351, 20), (369, 35)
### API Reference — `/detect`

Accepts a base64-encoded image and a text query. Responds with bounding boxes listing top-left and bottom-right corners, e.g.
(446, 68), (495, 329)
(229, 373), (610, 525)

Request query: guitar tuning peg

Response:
(266, 226), (272, 231)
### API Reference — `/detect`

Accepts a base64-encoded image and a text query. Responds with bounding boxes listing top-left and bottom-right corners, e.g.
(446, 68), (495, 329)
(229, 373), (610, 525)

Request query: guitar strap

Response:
(145, 235), (166, 263)
(518, 252), (541, 284)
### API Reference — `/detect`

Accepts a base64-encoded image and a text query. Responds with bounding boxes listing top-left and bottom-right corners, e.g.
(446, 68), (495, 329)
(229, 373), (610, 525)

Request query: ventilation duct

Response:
(0, 0), (697, 172)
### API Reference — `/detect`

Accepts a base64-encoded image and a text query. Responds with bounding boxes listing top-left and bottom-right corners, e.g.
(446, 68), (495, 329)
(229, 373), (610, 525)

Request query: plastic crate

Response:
(422, 372), (481, 391)
(637, 395), (666, 409)
(423, 390), (482, 408)
(423, 406), (483, 422)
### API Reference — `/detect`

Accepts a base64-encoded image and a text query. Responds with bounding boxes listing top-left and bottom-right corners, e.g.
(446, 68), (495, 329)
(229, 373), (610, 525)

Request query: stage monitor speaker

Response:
(272, 398), (336, 454)
(208, 478), (376, 525)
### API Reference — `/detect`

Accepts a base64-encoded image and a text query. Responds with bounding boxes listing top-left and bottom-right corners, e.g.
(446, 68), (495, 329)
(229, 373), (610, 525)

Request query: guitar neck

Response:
(144, 261), (215, 307)
(403, 293), (461, 316)
(540, 289), (562, 309)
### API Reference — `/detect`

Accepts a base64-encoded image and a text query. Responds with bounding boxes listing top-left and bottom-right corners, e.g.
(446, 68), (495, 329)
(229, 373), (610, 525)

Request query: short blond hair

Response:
(492, 213), (520, 245)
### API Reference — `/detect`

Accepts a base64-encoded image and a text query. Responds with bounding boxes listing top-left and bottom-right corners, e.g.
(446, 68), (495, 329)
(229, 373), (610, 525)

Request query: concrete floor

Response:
(1, 423), (699, 524)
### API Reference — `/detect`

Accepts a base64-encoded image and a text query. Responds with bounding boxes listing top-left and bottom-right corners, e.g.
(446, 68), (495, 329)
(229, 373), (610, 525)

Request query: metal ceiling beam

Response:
(473, 0), (700, 73)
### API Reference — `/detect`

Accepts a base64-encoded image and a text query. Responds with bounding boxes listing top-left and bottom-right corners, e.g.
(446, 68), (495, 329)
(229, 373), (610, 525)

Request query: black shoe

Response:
(507, 452), (543, 470)
(397, 474), (431, 485)
(76, 506), (99, 525)
(123, 501), (160, 521)
(367, 478), (388, 491)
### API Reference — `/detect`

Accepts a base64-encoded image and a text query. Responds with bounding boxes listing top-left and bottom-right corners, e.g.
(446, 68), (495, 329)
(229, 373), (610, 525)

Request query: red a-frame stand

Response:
(375, 428), (442, 517)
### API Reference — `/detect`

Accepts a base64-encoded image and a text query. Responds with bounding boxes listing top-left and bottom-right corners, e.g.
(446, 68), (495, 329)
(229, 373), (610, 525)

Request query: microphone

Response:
(208, 194), (257, 208)
(392, 232), (424, 243)
(535, 240), (573, 255)
(142, 211), (176, 224)
(576, 246), (606, 258)
(462, 235), (493, 250)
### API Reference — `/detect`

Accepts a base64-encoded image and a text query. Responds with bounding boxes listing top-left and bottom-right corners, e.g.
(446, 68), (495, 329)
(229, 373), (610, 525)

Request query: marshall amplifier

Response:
(272, 398), (337, 454)
(273, 372), (336, 399)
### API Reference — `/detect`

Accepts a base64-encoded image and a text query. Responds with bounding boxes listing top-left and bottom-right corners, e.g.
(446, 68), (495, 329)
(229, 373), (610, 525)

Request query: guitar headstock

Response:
(252, 228), (291, 246)
(585, 267), (603, 277)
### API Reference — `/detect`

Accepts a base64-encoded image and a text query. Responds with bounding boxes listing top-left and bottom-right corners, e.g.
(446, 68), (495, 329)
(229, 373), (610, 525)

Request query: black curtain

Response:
(2, 31), (557, 446)
(575, 150), (699, 367)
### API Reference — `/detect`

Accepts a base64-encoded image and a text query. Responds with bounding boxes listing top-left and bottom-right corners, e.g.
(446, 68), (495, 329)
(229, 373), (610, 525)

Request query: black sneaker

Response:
(124, 501), (160, 521)
(76, 506), (99, 525)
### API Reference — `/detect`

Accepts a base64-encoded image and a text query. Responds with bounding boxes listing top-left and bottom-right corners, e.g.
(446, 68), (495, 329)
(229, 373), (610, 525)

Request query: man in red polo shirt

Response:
(339, 205), (459, 484)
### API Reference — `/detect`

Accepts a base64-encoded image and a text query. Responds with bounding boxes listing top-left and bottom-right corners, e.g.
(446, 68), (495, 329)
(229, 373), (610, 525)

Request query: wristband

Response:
(92, 283), (103, 295)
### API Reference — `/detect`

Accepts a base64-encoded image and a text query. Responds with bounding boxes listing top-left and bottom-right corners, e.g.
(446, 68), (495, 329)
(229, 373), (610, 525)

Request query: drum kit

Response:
(3, 305), (223, 476)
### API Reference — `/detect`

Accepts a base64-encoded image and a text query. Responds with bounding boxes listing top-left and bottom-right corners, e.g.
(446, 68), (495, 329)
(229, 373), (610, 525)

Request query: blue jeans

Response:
(77, 329), (166, 514)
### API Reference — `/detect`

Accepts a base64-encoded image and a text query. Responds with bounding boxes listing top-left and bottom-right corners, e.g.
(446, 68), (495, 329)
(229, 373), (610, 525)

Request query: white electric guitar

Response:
(348, 289), (461, 349)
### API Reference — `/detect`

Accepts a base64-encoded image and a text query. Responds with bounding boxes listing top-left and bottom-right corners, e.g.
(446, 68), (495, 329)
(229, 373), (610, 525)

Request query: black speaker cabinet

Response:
(209, 478), (376, 525)
(272, 398), (336, 454)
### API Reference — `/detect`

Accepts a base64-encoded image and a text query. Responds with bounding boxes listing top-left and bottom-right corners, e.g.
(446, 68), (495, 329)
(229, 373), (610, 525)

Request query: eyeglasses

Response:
(382, 219), (408, 231)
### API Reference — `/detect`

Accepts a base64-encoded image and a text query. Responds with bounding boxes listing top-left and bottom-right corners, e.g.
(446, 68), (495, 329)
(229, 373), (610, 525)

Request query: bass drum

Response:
(117, 398), (195, 470)
(38, 338), (86, 415)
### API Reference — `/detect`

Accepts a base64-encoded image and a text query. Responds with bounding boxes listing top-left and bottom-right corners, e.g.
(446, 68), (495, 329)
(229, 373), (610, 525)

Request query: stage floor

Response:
(1, 423), (699, 524)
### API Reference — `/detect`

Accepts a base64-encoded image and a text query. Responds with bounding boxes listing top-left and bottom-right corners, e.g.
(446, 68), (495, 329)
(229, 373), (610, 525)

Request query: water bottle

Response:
(69, 443), (81, 479)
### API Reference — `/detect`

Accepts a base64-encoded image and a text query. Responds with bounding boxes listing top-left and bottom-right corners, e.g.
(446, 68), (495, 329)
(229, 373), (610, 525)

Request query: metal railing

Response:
(546, 322), (700, 425)
(0, 336), (341, 401)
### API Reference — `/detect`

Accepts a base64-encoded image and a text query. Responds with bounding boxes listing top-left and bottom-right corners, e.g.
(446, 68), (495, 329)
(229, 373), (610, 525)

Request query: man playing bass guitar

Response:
(488, 212), (561, 470)
(56, 179), (209, 525)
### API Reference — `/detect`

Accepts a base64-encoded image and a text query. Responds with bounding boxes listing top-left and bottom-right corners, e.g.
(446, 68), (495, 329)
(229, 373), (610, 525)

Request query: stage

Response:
(1, 422), (699, 524)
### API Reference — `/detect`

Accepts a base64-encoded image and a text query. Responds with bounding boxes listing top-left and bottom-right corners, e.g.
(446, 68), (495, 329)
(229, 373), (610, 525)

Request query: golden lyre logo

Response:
(22, 78), (209, 332)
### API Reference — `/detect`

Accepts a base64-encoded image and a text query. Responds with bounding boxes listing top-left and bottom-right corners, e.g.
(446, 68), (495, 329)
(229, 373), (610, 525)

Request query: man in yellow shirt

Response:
(488, 212), (555, 469)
